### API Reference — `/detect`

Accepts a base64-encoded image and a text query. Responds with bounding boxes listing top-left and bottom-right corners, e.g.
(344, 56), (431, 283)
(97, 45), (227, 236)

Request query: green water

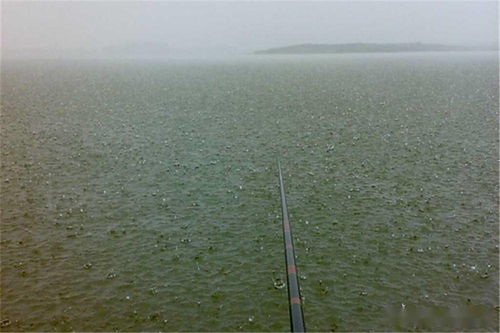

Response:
(1, 53), (498, 331)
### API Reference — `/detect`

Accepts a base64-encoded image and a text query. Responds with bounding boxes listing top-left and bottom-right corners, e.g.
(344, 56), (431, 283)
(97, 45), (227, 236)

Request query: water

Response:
(1, 53), (498, 331)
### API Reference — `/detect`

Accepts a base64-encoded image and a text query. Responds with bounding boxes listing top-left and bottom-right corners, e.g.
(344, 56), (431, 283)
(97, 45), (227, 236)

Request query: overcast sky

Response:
(2, 1), (498, 56)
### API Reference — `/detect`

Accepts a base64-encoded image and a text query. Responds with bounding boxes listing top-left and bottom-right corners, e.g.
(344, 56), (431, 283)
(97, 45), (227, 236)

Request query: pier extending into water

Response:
(278, 161), (306, 332)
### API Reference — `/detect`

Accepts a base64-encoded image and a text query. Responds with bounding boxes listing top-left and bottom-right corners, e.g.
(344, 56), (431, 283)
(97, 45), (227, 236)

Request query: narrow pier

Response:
(278, 160), (306, 332)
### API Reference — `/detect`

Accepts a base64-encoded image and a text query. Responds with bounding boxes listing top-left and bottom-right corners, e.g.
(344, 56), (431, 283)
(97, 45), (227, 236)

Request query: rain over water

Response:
(1, 52), (498, 331)
(2, 1), (500, 331)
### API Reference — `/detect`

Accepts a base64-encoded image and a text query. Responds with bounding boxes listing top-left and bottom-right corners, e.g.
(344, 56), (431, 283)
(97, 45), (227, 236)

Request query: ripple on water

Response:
(1, 55), (498, 332)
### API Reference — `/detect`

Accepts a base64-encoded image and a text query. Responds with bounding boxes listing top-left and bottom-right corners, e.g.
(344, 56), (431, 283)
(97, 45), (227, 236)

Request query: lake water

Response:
(1, 52), (498, 331)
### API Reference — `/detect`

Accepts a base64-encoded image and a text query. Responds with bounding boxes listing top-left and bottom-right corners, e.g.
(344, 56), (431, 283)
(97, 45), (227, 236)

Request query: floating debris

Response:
(83, 263), (92, 269)
(273, 278), (285, 290)
(106, 272), (117, 279)
(0, 319), (11, 328)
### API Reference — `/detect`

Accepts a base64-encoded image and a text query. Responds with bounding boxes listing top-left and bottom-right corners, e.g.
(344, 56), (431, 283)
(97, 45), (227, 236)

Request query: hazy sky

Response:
(2, 1), (498, 56)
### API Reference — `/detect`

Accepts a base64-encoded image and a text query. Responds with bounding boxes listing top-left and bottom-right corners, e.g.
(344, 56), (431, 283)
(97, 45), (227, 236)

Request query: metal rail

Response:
(278, 160), (306, 332)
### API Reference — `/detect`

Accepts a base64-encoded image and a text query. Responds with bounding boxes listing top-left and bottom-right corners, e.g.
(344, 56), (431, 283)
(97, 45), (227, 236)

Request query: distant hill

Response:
(255, 43), (495, 54)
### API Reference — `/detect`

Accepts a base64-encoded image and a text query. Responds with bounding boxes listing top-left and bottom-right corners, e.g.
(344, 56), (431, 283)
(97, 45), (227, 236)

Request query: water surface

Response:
(1, 53), (498, 331)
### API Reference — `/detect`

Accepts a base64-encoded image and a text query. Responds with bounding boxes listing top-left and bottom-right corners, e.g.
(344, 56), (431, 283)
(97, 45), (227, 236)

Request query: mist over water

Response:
(1, 2), (499, 332)
(2, 1), (498, 59)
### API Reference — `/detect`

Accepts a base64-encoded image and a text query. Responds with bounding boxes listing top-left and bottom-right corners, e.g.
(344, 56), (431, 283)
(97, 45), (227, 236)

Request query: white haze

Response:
(2, 1), (498, 59)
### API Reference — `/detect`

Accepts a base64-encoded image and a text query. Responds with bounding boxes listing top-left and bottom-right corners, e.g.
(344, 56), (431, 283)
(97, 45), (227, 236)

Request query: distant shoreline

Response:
(255, 43), (497, 55)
